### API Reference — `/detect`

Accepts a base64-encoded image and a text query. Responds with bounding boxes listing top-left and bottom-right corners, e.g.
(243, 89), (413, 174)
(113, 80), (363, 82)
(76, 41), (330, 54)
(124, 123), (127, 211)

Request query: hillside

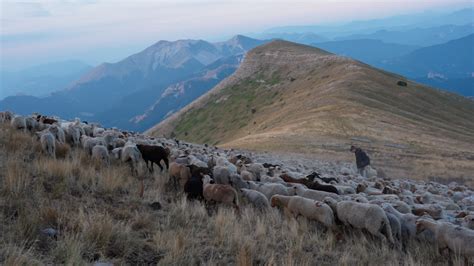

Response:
(148, 40), (474, 183)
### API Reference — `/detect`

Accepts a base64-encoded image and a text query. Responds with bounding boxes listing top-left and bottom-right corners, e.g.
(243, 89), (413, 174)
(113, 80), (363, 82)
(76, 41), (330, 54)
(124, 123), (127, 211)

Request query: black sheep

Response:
(183, 165), (212, 200)
(308, 180), (340, 195)
(184, 175), (203, 200)
(306, 172), (338, 184)
(136, 144), (170, 172)
(187, 164), (212, 177)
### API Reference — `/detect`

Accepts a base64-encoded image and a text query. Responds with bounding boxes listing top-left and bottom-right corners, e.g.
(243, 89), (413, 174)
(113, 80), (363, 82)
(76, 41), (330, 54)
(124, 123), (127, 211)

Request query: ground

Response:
(0, 125), (467, 265)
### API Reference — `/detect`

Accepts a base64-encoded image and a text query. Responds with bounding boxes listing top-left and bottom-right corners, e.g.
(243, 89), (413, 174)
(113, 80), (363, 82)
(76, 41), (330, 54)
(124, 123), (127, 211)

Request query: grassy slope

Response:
(148, 41), (474, 184)
(0, 125), (466, 265)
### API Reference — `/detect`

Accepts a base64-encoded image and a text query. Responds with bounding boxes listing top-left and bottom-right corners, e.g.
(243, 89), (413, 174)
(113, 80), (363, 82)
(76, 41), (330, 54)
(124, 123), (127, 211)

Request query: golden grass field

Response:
(0, 124), (470, 265)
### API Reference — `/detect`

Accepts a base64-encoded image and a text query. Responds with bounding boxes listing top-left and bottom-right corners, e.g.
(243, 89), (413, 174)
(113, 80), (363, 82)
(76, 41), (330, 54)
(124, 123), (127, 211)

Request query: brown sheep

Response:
(36, 115), (57, 125)
(169, 162), (191, 190)
(202, 175), (239, 210)
(280, 173), (312, 187)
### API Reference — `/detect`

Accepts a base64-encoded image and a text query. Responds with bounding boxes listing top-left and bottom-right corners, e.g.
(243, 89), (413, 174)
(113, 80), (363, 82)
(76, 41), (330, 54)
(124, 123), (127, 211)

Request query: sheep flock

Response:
(1, 110), (474, 265)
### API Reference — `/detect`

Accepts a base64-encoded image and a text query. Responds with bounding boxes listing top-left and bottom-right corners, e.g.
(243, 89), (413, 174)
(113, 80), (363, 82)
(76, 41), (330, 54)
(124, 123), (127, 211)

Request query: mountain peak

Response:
(252, 39), (331, 54)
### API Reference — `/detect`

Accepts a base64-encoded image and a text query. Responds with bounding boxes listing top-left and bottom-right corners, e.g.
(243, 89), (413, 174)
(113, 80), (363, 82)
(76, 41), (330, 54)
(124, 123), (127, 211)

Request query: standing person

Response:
(350, 145), (370, 178)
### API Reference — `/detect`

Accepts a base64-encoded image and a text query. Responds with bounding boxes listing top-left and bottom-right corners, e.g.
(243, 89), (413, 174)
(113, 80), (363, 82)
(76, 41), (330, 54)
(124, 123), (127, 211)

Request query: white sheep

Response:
(111, 147), (123, 161)
(386, 212), (403, 248)
(239, 169), (255, 181)
(241, 188), (270, 211)
(25, 116), (38, 132)
(247, 181), (295, 200)
(260, 175), (285, 183)
(325, 198), (394, 243)
(92, 145), (110, 166)
(462, 215), (474, 230)
(83, 137), (106, 155)
(335, 185), (356, 194)
(416, 217), (474, 262)
(0, 111), (13, 123)
(241, 163), (265, 179)
(121, 143), (142, 174)
(93, 126), (105, 137)
(230, 174), (250, 190)
(382, 203), (434, 242)
(216, 156), (237, 173)
(66, 124), (82, 146)
(357, 183), (383, 195)
(48, 125), (66, 144)
(390, 201), (412, 214)
(294, 184), (340, 202)
(36, 131), (56, 158)
(10, 115), (26, 132)
(213, 166), (232, 185)
(271, 195), (335, 229)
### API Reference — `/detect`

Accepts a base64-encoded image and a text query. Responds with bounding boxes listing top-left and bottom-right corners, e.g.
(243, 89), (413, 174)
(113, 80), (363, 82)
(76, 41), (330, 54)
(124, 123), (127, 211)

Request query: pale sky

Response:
(0, 0), (472, 70)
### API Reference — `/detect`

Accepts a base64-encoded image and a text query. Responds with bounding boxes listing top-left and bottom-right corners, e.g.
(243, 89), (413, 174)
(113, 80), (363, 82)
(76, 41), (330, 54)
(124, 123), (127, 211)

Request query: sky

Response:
(1, 0), (472, 70)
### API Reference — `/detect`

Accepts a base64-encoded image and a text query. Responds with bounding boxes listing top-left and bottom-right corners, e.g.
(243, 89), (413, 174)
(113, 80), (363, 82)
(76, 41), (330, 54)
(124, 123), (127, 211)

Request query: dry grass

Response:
(0, 124), (467, 265)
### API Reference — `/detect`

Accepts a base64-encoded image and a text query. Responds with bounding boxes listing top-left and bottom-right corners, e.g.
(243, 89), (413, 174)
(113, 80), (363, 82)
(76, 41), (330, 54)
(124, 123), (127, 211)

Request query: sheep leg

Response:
(139, 180), (144, 198)
(373, 231), (388, 243)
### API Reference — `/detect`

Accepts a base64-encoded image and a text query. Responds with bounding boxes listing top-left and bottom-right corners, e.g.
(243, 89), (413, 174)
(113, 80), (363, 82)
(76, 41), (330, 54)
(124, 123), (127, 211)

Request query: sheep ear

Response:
(315, 202), (322, 207)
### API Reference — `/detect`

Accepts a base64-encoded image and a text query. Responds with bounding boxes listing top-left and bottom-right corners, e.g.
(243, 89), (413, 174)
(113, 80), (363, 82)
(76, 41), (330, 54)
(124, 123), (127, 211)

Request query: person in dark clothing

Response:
(350, 145), (370, 177)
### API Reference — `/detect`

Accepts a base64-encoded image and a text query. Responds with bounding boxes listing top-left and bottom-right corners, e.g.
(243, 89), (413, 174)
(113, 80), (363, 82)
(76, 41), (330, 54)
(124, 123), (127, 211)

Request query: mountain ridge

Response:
(148, 40), (474, 182)
(1, 35), (268, 131)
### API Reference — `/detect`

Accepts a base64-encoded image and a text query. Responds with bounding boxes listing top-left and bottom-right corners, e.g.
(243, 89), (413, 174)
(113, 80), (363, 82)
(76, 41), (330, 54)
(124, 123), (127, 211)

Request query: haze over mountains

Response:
(1, 8), (472, 133)
(1, 35), (267, 131)
(148, 40), (474, 181)
(0, 60), (92, 99)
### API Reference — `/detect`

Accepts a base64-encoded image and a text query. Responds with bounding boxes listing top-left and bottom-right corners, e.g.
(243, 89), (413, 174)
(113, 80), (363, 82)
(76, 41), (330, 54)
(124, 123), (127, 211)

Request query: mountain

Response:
(381, 34), (474, 96)
(96, 55), (244, 131)
(413, 77), (474, 97)
(0, 36), (267, 130)
(336, 24), (474, 46)
(311, 39), (418, 66)
(253, 32), (329, 44)
(0, 60), (92, 100)
(148, 40), (474, 181)
(264, 8), (474, 38)
(383, 34), (474, 78)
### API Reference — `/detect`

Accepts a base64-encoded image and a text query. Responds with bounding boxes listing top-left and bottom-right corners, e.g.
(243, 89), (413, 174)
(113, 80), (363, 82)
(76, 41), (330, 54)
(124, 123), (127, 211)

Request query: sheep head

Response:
(270, 196), (281, 208)
(356, 183), (366, 193)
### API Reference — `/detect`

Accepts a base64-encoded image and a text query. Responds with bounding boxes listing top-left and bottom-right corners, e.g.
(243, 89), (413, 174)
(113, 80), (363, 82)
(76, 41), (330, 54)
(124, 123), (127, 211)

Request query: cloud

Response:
(2, 2), (51, 18)
(1, 0), (472, 70)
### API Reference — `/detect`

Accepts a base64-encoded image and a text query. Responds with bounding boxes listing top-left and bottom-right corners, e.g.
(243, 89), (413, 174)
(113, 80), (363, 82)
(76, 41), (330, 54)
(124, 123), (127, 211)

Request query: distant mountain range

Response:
(382, 34), (474, 95)
(0, 60), (92, 100)
(312, 39), (419, 66)
(264, 8), (474, 38)
(148, 40), (474, 181)
(309, 35), (473, 96)
(0, 35), (267, 131)
(1, 8), (472, 132)
(382, 34), (474, 78)
(334, 24), (474, 46)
